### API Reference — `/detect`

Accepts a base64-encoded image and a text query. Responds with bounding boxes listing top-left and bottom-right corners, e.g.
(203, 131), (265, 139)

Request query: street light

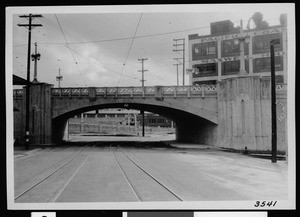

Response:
(31, 42), (41, 83)
(234, 20), (250, 75)
(270, 39), (280, 163)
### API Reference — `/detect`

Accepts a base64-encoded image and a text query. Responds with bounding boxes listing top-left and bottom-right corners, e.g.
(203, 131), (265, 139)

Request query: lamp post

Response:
(31, 42), (41, 83)
(234, 20), (250, 75)
(270, 39), (280, 163)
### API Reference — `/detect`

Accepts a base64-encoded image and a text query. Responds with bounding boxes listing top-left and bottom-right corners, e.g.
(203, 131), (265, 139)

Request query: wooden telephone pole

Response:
(18, 14), (42, 149)
(138, 58), (148, 137)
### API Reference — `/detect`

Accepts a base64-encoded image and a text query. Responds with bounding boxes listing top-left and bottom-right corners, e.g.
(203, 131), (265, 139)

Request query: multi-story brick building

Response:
(188, 13), (287, 85)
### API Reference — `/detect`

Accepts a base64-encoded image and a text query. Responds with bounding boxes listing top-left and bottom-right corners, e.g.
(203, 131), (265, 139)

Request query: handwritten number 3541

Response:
(254, 201), (277, 207)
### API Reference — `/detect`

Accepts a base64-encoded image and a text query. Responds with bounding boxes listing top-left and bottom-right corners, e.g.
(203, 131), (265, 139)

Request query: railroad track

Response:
(111, 144), (183, 201)
(15, 141), (183, 202)
(14, 142), (96, 202)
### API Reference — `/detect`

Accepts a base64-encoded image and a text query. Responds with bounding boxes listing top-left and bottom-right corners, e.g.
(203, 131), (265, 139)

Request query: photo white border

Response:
(6, 3), (296, 210)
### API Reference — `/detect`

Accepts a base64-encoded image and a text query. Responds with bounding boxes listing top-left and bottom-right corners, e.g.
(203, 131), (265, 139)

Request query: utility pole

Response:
(138, 58), (147, 137)
(173, 38), (185, 86)
(270, 39), (280, 163)
(31, 42), (41, 83)
(138, 58), (148, 87)
(18, 14), (42, 150)
(56, 68), (63, 88)
(173, 63), (180, 86)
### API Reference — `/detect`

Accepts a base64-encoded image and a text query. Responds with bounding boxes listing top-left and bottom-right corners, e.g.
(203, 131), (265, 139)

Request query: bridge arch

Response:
(52, 101), (218, 145)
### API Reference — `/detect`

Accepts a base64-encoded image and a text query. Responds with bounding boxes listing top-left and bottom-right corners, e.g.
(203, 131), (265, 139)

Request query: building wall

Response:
(189, 23), (287, 85)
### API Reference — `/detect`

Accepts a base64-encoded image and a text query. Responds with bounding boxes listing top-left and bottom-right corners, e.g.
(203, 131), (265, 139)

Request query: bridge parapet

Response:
(13, 84), (286, 99)
(49, 85), (218, 99)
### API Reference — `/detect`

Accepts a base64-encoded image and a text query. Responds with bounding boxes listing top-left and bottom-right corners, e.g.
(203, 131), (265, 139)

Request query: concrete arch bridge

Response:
(13, 76), (287, 151)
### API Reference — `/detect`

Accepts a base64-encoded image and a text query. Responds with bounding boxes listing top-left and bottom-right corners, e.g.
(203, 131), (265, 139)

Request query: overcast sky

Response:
(9, 4), (293, 88)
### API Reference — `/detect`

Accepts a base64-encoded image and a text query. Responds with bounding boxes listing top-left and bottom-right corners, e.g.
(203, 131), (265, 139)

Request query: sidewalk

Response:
(13, 144), (54, 160)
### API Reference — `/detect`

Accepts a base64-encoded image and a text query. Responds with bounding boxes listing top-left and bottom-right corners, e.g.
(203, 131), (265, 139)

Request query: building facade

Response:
(188, 14), (287, 85)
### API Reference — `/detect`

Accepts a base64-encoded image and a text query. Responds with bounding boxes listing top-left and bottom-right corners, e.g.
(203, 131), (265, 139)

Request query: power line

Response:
(117, 13), (143, 86)
(15, 20), (212, 47)
(36, 18), (239, 45)
(38, 16), (62, 33)
(13, 17), (280, 48)
(67, 46), (139, 81)
(54, 14), (87, 86)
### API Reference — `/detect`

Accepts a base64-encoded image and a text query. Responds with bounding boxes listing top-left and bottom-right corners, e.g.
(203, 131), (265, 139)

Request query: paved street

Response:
(14, 136), (288, 203)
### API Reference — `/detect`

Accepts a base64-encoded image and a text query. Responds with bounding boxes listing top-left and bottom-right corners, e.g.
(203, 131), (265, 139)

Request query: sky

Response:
(9, 4), (293, 88)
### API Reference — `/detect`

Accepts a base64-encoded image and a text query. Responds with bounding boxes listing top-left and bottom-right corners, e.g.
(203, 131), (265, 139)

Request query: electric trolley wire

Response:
(41, 15), (139, 82)
(54, 14), (87, 86)
(117, 13), (143, 86)
(13, 17), (280, 48)
(67, 46), (139, 81)
(13, 17), (212, 47)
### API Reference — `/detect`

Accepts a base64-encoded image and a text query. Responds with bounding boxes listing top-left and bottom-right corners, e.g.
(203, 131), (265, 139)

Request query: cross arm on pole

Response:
(18, 24), (43, 27)
(19, 14), (43, 18)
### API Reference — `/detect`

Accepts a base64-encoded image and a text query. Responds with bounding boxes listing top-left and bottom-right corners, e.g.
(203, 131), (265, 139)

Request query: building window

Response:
(192, 42), (217, 60)
(221, 39), (249, 57)
(222, 60), (249, 75)
(193, 63), (217, 77)
(206, 43), (216, 55)
(275, 75), (284, 83)
(254, 56), (283, 73)
(253, 33), (282, 54)
(223, 40), (239, 53)
(223, 60), (240, 75)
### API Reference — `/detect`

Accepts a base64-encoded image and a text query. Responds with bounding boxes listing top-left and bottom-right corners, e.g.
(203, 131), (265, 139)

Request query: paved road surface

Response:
(14, 140), (288, 203)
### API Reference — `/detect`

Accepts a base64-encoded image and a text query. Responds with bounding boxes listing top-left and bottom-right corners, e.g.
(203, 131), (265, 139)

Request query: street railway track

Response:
(111, 144), (183, 201)
(14, 142), (96, 202)
(15, 141), (183, 202)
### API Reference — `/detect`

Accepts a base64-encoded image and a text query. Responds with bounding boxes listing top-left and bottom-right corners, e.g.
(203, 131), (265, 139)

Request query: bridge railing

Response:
(50, 85), (218, 98)
(13, 84), (287, 99)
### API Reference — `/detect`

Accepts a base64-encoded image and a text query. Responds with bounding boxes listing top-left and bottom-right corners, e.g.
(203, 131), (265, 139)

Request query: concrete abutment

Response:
(216, 76), (286, 151)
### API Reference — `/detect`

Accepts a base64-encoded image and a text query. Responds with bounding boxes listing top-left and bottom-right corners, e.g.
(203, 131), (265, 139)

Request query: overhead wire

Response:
(13, 17), (280, 48)
(13, 16), (281, 86)
(117, 13), (143, 86)
(54, 14), (87, 86)
(23, 15), (140, 82)
(67, 46), (139, 80)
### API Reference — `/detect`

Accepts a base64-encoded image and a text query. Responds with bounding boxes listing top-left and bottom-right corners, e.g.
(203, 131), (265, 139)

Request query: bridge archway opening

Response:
(52, 103), (217, 145)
